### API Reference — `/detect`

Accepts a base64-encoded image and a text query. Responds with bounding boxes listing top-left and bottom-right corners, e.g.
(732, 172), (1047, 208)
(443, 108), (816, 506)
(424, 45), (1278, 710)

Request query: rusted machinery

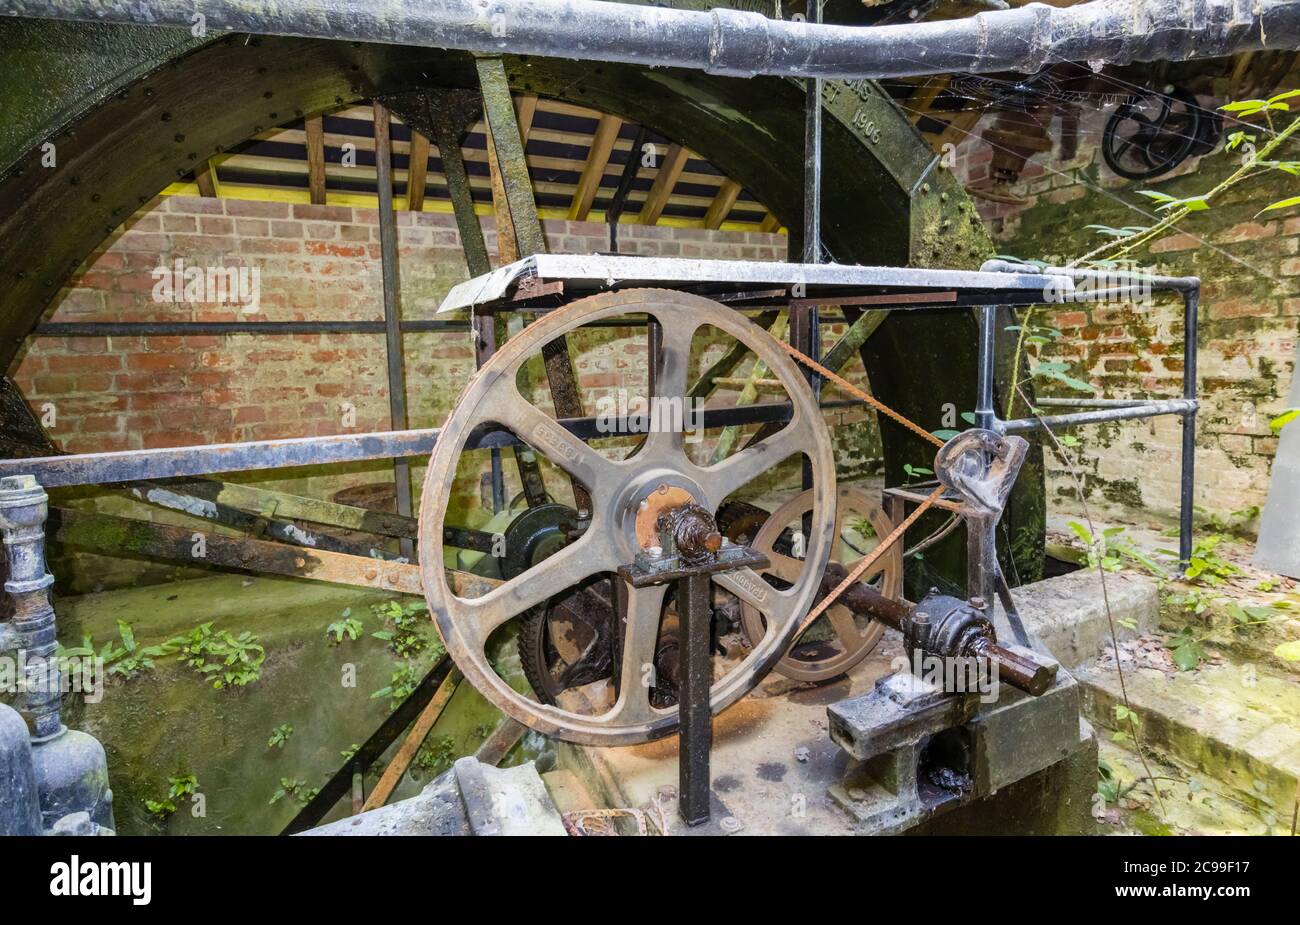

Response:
(0, 0), (1207, 836)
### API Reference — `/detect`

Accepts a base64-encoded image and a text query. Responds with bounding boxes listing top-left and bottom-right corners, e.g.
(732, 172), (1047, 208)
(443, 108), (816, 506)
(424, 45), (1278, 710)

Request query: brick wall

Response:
(11, 196), (882, 589)
(14, 196), (792, 455)
(950, 101), (1298, 531)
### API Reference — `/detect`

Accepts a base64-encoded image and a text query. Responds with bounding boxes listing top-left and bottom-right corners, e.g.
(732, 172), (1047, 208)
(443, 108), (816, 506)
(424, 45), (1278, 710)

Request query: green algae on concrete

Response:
(51, 572), (519, 835)
(1077, 658), (1300, 822)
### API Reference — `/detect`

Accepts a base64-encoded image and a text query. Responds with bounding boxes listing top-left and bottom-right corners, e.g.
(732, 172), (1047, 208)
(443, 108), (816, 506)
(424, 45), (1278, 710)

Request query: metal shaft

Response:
(819, 563), (1054, 696)
(7, 0), (1299, 81)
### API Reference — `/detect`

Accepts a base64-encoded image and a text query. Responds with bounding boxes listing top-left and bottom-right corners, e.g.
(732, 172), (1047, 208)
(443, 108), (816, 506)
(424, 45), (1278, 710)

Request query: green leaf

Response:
(1267, 89), (1300, 105)
(931, 429), (959, 441)
(1258, 197), (1300, 216)
(1136, 190), (1177, 204)
(1269, 408), (1300, 432)
(1275, 640), (1300, 662)
(1171, 642), (1203, 671)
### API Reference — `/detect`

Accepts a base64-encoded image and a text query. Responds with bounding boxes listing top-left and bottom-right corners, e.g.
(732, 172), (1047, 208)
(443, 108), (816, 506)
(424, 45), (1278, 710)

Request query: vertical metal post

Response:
(373, 100), (415, 560)
(797, 0), (824, 499)
(1179, 288), (1199, 568)
(0, 474), (60, 739)
(975, 305), (997, 432)
(677, 571), (712, 827)
(802, 0), (823, 267)
(970, 305), (999, 612)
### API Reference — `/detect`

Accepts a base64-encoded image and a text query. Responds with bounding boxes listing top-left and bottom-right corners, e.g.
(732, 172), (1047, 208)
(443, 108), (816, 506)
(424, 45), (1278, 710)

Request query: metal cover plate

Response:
(437, 254), (1069, 313)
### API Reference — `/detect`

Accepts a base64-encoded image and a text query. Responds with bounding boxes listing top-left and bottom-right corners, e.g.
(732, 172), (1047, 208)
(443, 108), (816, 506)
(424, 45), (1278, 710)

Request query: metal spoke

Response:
(606, 583), (669, 725)
(761, 550), (804, 584)
(695, 421), (804, 506)
(641, 315), (699, 457)
(826, 606), (863, 651)
(455, 536), (613, 643)
(713, 566), (796, 626)
(492, 386), (620, 495)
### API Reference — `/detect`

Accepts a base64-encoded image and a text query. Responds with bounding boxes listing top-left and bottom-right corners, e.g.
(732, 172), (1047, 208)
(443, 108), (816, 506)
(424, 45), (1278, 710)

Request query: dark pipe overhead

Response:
(4, 0), (1299, 80)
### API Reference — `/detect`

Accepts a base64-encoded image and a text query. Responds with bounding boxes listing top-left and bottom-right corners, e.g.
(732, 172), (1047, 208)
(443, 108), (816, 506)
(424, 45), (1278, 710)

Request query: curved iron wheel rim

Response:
(418, 288), (836, 746)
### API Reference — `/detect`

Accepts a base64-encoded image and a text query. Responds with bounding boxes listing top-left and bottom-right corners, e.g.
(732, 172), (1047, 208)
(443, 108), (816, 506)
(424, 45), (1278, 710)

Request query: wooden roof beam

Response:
(305, 115), (327, 205)
(407, 129), (430, 211)
(702, 178), (741, 229)
(568, 113), (622, 221)
(638, 143), (689, 226)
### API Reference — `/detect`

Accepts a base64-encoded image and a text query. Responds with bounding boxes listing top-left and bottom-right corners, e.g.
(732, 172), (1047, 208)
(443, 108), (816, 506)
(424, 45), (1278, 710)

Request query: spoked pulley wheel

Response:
(739, 485), (903, 683)
(418, 289), (836, 746)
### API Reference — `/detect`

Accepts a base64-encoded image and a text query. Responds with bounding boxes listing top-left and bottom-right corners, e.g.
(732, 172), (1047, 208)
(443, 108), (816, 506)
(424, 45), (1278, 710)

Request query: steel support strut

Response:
(373, 101), (415, 560)
(677, 571), (712, 827)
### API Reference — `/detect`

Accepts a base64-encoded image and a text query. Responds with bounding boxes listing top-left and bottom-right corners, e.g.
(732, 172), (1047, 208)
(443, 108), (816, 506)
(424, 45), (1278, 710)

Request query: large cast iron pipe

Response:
(3, 0), (1299, 80)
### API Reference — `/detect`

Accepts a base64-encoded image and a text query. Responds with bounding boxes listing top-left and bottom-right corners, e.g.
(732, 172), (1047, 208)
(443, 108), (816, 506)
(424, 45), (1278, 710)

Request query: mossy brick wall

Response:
(10, 195), (881, 590)
(951, 102), (1298, 531)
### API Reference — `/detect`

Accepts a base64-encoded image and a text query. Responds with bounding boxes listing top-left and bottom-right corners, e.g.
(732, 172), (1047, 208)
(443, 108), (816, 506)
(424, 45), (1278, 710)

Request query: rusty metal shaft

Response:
(818, 563), (1055, 696)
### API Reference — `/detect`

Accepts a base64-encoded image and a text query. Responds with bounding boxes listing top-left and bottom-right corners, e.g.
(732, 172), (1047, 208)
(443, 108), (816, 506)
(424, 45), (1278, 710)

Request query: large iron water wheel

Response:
(739, 484), (903, 683)
(418, 289), (836, 746)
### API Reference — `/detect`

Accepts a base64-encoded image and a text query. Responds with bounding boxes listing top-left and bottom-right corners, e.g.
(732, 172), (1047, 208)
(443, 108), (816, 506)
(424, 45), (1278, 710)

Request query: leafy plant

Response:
(1166, 628), (1208, 672)
(902, 463), (933, 479)
(1111, 704), (1143, 743)
(370, 599), (437, 660)
(1166, 586), (1215, 615)
(371, 662), (420, 710)
(1182, 535), (1239, 586)
(326, 610), (364, 645)
(107, 620), (169, 680)
(144, 772), (199, 821)
(1067, 522), (1166, 577)
(1097, 761), (1140, 804)
(267, 723), (293, 749)
(269, 777), (311, 806)
(166, 622), (266, 689)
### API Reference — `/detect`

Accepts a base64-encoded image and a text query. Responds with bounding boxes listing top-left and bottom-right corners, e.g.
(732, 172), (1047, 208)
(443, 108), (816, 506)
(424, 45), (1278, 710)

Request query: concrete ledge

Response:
(1013, 568), (1160, 668)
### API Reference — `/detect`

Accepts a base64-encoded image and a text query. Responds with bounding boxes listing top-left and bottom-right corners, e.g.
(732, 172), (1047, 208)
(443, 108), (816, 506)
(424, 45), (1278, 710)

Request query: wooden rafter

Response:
(194, 159), (221, 198)
(305, 115), (328, 205)
(514, 93), (539, 145)
(759, 213), (781, 233)
(168, 97), (778, 231)
(907, 76), (951, 125)
(568, 113), (622, 221)
(702, 178), (742, 230)
(407, 129), (430, 211)
(639, 143), (689, 226)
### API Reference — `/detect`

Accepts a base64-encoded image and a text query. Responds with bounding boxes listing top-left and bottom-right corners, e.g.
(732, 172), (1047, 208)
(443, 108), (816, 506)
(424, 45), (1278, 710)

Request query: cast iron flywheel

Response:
(417, 289), (837, 746)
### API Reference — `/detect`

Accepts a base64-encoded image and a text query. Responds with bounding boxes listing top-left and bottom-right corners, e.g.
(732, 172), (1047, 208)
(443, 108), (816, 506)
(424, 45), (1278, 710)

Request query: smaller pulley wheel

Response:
(1102, 88), (1203, 181)
(739, 484), (903, 683)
